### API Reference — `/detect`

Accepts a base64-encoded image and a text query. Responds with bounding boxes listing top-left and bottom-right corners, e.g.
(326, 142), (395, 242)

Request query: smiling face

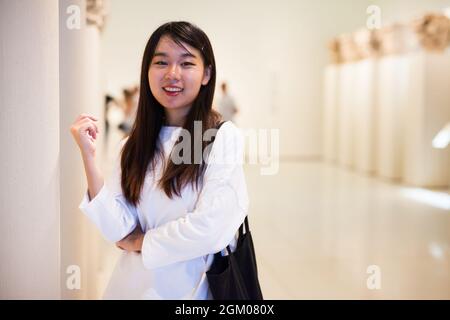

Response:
(148, 35), (211, 124)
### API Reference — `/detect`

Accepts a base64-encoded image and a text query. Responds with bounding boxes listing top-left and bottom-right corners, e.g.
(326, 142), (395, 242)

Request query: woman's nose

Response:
(165, 65), (181, 80)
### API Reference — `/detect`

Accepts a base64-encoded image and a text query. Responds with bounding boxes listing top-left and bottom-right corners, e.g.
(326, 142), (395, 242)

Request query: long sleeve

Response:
(141, 121), (249, 270)
(78, 139), (139, 243)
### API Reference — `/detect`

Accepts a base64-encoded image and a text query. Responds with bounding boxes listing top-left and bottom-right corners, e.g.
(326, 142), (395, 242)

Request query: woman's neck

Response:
(164, 108), (189, 127)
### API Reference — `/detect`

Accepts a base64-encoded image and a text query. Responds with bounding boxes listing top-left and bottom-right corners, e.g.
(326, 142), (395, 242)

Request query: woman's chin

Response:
(161, 102), (192, 112)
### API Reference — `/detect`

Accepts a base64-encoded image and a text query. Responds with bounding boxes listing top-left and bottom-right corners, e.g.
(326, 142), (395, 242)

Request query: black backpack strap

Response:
(217, 120), (226, 129)
(210, 120), (234, 257)
(209, 121), (226, 144)
(238, 216), (249, 237)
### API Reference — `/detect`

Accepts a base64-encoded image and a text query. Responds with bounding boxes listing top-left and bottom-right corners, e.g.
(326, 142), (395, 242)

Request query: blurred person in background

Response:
(217, 81), (238, 122)
(118, 85), (139, 135)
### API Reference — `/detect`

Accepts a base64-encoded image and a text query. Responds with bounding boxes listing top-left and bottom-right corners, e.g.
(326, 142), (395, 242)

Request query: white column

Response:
(59, 0), (104, 299)
(0, 0), (60, 299)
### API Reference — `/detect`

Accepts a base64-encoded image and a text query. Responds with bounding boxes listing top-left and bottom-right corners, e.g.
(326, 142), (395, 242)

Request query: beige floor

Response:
(247, 161), (450, 299)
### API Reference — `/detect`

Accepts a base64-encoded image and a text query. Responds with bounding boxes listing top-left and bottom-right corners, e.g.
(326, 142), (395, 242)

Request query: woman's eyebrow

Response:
(153, 51), (198, 59)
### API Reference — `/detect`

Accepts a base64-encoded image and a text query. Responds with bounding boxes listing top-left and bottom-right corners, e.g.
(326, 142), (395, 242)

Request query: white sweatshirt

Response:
(79, 121), (249, 299)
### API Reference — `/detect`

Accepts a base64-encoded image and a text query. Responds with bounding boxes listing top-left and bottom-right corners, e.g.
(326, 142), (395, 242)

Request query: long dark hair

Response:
(120, 21), (221, 206)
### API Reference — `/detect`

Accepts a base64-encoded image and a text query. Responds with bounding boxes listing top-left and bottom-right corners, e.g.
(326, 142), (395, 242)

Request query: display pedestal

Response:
(402, 51), (450, 187)
(323, 65), (340, 162)
(337, 63), (356, 168)
(353, 58), (377, 173)
(375, 55), (411, 180)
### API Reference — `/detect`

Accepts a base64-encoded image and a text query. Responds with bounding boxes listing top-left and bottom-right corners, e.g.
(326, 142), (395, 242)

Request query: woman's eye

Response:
(152, 61), (194, 67)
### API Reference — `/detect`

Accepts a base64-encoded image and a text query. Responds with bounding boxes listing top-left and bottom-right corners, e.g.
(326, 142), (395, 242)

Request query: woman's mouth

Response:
(163, 86), (183, 97)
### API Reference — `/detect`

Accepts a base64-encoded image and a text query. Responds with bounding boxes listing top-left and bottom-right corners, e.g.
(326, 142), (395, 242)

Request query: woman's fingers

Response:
(76, 113), (99, 123)
(80, 116), (99, 129)
(70, 114), (100, 157)
(80, 122), (98, 140)
(80, 117), (99, 133)
(80, 121), (98, 134)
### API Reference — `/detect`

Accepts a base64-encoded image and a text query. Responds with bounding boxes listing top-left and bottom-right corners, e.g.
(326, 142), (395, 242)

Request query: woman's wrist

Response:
(81, 151), (104, 200)
(81, 151), (96, 164)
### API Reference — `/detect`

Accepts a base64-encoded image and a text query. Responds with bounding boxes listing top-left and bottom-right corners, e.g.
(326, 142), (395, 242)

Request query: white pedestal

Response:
(402, 51), (450, 187)
(375, 55), (411, 180)
(323, 65), (340, 162)
(337, 63), (356, 168)
(353, 59), (377, 173)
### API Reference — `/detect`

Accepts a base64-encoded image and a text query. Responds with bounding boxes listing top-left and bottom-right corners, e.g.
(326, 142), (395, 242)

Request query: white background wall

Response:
(374, 0), (450, 23)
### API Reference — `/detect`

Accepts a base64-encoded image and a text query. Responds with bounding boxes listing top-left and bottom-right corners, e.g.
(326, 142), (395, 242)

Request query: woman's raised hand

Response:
(70, 113), (99, 158)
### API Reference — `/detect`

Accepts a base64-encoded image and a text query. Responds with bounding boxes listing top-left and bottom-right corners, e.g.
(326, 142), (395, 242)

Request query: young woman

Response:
(70, 21), (248, 299)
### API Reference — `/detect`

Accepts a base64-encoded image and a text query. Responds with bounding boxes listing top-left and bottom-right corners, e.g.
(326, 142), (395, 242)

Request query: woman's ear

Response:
(201, 65), (212, 86)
